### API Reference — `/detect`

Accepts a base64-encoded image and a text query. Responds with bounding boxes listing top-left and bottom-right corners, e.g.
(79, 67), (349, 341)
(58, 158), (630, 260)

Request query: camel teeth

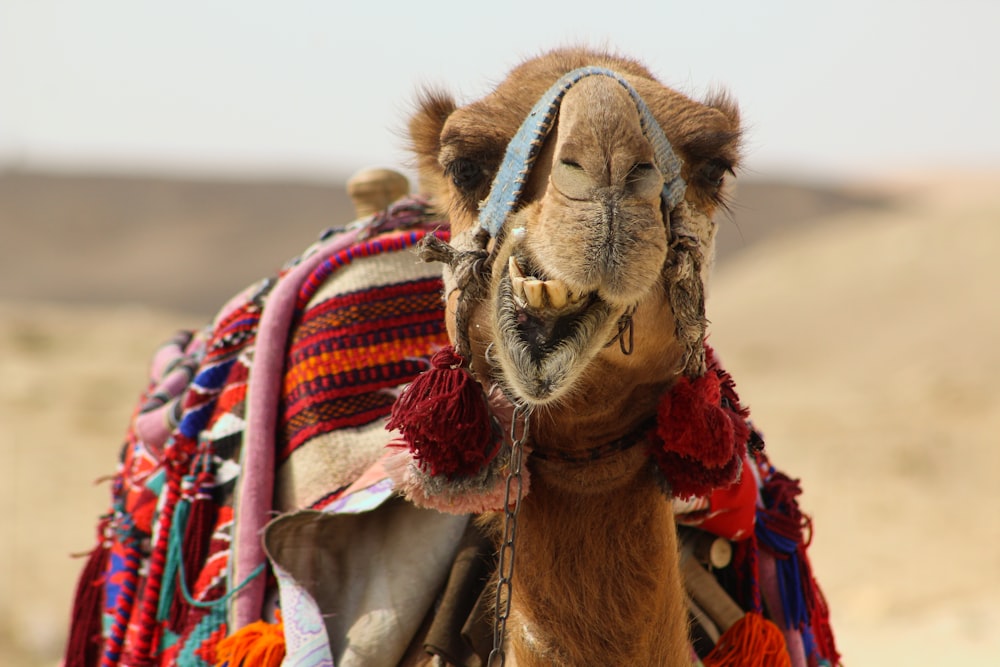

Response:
(511, 275), (526, 300)
(508, 255), (525, 279)
(544, 279), (569, 309)
(523, 279), (544, 309)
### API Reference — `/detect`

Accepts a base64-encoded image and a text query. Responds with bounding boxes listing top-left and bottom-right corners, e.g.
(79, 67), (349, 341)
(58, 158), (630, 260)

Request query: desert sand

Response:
(1, 171), (997, 665)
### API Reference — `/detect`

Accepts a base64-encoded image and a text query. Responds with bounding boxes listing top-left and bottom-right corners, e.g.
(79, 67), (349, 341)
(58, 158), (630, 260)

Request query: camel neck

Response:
(530, 416), (655, 465)
(505, 462), (691, 667)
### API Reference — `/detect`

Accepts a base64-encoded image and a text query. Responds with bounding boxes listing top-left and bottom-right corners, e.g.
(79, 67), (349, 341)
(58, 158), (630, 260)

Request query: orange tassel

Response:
(214, 610), (285, 667)
(703, 612), (791, 667)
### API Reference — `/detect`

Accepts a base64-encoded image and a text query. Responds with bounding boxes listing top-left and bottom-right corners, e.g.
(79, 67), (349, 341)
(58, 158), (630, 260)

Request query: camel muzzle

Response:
(476, 66), (687, 239)
(472, 66), (710, 390)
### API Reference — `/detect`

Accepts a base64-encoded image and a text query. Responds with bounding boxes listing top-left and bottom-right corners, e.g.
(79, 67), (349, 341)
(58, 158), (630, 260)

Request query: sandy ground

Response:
(0, 304), (202, 666)
(1, 172), (998, 665)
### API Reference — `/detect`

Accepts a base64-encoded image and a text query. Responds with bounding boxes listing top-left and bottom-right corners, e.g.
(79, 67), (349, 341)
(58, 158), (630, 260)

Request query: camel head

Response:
(410, 48), (741, 449)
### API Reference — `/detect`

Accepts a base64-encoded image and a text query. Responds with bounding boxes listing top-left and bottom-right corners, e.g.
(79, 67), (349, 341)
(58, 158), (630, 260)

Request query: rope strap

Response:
(478, 66), (686, 238)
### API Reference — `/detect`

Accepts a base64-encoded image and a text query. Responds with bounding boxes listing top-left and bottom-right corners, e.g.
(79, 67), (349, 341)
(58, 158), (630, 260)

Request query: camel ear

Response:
(409, 88), (457, 198)
(703, 89), (740, 130)
(675, 92), (742, 210)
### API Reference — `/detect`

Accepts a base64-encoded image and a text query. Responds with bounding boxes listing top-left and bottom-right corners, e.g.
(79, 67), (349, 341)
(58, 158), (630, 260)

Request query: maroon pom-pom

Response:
(387, 346), (500, 478)
(653, 450), (742, 500)
(656, 372), (734, 468)
(653, 345), (751, 499)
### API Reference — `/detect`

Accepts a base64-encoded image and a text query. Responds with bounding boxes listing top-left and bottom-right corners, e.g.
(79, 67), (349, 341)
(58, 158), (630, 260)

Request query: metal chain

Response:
(487, 404), (531, 667)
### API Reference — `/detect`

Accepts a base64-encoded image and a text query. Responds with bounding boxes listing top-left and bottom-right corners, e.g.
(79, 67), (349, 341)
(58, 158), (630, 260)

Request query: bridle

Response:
(477, 66), (687, 238)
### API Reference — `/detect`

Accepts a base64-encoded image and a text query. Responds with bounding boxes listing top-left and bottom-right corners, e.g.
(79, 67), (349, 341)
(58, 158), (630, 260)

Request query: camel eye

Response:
(560, 159), (584, 170)
(446, 157), (486, 192)
(700, 159), (733, 189)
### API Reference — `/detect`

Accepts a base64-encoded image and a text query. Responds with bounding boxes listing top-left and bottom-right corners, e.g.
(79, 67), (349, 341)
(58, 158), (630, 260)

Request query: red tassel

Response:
(65, 528), (110, 667)
(732, 534), (763, 614)
(387, 346), (499, 478)
(169, 476), (218, 631)
(759, 471), (808, 544)
(655, 450), (741, 499)
(805, 570), (840, 666)
(656, 372), (737, 468)
(703, 612), (791, 667)
(653, 346), (751, 499)
(214, 610), (285, 667)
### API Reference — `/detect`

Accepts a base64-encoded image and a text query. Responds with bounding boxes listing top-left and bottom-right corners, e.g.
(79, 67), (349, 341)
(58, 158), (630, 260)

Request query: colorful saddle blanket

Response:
(64, 197), (839, 667)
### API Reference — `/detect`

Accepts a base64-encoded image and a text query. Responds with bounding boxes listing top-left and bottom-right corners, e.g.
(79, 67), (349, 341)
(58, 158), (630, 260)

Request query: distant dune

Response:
(2, 170), (995, 666)
(0, 170), (888, 313)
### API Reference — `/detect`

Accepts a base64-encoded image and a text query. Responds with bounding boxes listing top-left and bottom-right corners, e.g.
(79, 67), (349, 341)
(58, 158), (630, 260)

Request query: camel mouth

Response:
(506, 256), (595, 353)
(494, 254), (615, 404)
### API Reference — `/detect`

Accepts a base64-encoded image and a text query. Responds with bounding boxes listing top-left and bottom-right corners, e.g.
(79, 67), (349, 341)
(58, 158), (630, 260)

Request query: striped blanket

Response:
(65, 199), (451, 666)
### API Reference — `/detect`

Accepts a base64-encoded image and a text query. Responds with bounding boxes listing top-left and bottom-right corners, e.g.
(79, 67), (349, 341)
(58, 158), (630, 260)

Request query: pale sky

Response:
(1, 0), (997, 182)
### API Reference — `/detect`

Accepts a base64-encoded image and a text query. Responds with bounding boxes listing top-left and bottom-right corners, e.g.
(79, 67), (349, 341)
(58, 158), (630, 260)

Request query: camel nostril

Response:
(626, 162), (664, 200)
(552, 158), (594, 200)
(629, 162), (655, 174)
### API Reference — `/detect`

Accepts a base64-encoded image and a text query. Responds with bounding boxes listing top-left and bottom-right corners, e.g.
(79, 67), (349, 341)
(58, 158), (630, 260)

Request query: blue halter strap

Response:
(477, 66), (687, 238)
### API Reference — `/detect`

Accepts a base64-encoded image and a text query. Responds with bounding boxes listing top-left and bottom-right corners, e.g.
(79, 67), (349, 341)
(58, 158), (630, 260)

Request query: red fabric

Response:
(279, 278), (448, 461)
(695, 455), (758, 541)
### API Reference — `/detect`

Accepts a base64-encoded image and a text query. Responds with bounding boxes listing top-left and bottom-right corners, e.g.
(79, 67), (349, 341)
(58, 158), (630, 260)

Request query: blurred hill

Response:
(0, 170), (889, 314)
(0, 171), (356, 314)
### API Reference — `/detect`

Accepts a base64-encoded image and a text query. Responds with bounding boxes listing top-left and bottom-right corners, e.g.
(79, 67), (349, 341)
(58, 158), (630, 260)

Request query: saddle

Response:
(64, 193), (838, 667)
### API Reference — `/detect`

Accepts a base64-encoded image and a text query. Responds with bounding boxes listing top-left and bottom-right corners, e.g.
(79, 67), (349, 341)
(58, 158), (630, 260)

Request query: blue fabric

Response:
(478, 65), (686, 238)
(178, 358), (236, 439)
(756, 508), (810, 631)
(801, 623), (818, 659)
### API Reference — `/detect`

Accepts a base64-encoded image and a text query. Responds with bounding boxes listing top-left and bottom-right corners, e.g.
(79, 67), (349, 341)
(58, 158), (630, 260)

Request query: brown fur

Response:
(509, 458), (687, 666)
(408, 47), (742, 666)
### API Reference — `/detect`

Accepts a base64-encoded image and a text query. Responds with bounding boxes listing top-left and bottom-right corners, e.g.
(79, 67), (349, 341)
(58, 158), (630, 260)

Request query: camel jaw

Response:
(492, 254), (616, 405)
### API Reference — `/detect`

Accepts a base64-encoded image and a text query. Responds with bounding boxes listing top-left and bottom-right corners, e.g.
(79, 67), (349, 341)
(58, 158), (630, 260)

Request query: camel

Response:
(64, 47), (838, 667)
(402, 48), (741, 666)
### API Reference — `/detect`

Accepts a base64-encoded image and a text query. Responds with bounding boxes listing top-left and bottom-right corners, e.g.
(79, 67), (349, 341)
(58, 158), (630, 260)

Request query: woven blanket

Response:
(64, 199), (451, 666)
(64, 197), (838, 667)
